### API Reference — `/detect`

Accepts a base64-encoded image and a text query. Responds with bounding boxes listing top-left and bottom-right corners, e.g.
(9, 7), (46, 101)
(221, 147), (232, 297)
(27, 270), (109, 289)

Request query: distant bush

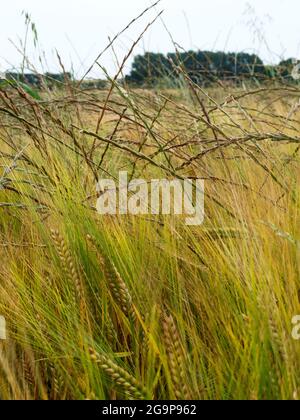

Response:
(276, 58), (299, 81)
(44, 72), (72, 88)
(81, 79), (108, 90)
(5, 72), (41, 87)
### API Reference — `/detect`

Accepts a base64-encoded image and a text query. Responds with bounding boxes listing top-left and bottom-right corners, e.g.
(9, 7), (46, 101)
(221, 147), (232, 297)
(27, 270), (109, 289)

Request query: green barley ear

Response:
(51, 229), (84, 306)
(162, 313), (191, 400)
(89, 347), (148, 400)
(86, 234), (136, 323)
(105, 262), (136, 323)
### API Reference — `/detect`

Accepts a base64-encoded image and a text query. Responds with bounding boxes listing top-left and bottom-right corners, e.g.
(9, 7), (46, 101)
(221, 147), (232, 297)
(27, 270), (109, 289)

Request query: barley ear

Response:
(162, 313), (191, 400)
(51, 229), (84, 308)
(89, 347), (148, 400)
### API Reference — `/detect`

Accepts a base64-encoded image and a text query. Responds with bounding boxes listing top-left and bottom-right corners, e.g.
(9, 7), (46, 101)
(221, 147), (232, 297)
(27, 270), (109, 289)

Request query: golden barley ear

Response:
(89, 347), (148, 400)
(162, 313), (192, 400)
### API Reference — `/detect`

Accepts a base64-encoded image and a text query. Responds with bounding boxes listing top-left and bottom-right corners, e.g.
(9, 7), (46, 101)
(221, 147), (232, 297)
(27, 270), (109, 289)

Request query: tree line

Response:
(1, 52), (298, 89)
(125, 51), (299, 86)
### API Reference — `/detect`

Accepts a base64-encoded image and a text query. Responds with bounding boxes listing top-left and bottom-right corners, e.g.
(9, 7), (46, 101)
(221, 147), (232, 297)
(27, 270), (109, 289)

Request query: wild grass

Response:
(0, 17), (300, 399)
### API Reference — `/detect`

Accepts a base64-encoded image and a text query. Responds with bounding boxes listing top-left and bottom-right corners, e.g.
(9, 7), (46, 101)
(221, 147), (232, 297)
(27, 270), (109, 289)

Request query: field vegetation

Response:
(0, 4), (299, 400)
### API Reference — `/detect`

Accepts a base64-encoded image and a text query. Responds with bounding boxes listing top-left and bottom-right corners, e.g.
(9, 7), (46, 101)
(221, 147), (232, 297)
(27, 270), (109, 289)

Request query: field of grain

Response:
(0, 73), (299, 400)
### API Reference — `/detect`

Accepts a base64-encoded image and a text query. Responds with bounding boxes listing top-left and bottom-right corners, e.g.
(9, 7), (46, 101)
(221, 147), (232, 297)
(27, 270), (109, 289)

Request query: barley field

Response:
(0, 10), (300, 400)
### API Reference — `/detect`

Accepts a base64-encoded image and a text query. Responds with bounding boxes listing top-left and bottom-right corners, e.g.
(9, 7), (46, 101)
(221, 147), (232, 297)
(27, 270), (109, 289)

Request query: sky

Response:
(1, 0), (300, 79)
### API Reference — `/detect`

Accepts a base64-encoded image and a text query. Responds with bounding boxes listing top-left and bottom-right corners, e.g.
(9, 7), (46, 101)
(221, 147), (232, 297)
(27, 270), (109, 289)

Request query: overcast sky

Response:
(1, 0), (300, 78)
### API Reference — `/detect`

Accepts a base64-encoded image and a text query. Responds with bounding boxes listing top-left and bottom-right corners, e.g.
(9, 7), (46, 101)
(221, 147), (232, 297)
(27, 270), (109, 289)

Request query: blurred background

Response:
(1, 0), (300, 78)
